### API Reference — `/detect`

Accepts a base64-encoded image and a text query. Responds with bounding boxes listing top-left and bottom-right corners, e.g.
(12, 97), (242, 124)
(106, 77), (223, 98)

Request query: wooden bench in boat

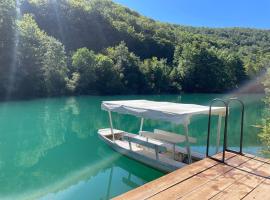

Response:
(123, 134), (167, 160)
(140, 129), (197, 160)
(140, 129), (196, 144)
(98, 128), (124, 136)
(99, 128), (187, 171)
(115, 139), (187, 170)
(164, 144), (205, 160)
(136, 147), (187, 169)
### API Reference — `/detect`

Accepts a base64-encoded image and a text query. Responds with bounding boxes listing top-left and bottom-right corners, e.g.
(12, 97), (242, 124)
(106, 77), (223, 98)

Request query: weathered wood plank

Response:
(210, 163), (270, 200)
(148, 154), (251, 200)
(179, 157), (263, 200)
(113, 152), (270, 200)
(243, 179), (270, 200)
(211, 175), (263, 200)
(113, 152), (235, 200)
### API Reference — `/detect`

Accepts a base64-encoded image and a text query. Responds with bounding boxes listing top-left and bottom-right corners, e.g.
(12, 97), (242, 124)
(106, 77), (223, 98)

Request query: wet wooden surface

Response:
(113, 152), (270, 200)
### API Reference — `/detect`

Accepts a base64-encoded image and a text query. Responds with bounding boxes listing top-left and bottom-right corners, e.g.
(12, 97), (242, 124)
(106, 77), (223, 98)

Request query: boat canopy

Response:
(102, 100), (226, 125)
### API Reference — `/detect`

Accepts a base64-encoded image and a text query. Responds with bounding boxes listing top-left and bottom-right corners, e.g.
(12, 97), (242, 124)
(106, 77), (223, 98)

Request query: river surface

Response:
(0, 94), (266, 200)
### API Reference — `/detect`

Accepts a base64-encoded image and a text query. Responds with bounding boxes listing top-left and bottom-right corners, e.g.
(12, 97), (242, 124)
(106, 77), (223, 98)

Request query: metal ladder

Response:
(206, 97), (245, 163)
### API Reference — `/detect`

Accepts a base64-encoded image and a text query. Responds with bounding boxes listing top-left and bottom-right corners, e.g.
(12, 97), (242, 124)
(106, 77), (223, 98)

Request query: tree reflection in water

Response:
(0, 94), (265, 199)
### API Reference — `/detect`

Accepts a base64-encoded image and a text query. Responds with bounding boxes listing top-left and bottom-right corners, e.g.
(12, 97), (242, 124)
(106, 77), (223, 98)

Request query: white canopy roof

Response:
(102, 100), (226, 125)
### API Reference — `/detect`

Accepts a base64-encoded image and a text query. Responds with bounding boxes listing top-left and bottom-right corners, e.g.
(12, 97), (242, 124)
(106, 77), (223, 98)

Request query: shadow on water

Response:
(0, 94), (265, 199)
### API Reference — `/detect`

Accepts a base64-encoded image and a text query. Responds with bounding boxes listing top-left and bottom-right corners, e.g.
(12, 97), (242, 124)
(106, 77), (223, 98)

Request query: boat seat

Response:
(123, 134), (167, 160)
(140, 129), (196, 144)
(140, 129), (197, 160)
(137, 149), (187, 169)
(98, 128), (124, 136)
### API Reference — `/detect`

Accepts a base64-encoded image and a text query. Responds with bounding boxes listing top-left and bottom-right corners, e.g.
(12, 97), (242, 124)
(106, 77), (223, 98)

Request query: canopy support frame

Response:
(139, 118), (144, 135)
(108, 111), (115, 142)
(184, 123), (192, 164)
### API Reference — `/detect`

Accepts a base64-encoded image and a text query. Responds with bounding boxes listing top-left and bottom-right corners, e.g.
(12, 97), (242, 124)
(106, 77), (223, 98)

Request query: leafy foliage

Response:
(21, 0), (270, 73)
(175, 42), (246, 92)
(105, 41), (146, 94)
(94, 54), (122, 94)
(140, 57), (172, 93)
(0, 0), (269, 99)
(71, 48), (97, 94)
(17, 14), (68, 97)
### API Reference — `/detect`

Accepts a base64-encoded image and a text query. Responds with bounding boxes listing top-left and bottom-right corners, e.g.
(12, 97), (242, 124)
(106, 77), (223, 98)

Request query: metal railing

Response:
(206, 98), (229, 163)
(206, 97), (245, 163)
(226, 98), (245, 155)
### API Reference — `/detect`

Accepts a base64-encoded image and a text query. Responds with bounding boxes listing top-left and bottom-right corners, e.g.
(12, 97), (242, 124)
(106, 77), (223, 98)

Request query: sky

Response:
(113, 0), (270, 29)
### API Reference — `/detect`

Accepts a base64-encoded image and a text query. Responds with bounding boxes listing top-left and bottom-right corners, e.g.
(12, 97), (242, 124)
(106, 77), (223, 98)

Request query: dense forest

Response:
(0, 0), (270, 100)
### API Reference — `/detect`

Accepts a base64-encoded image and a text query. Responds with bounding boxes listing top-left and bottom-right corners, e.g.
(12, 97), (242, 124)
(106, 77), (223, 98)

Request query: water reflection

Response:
(40, 156), (159, 200)
(0, 94), (265, 200)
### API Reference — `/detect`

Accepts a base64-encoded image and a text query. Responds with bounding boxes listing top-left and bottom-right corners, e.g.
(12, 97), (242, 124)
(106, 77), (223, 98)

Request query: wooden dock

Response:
(113, 152), (270, 200)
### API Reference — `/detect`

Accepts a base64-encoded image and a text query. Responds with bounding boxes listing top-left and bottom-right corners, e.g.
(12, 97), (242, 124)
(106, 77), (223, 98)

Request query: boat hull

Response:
(98, 130), (186, 173)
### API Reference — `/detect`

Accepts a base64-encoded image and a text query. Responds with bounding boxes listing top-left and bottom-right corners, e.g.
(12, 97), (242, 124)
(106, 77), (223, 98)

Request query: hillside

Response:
(0, 0), (269, 99)
(21, 0), (270, 73)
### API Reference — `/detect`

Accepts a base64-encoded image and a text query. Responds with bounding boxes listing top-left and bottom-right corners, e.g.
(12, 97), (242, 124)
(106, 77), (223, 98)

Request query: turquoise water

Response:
(0, 94), (265, 200)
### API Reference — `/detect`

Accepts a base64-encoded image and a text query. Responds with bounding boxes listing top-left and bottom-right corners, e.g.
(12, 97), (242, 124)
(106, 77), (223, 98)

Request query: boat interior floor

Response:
(100, 129), (201, 164)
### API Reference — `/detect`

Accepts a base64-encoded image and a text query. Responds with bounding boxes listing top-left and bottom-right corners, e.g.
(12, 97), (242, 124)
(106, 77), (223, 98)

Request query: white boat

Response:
(98, 100), (226, 173)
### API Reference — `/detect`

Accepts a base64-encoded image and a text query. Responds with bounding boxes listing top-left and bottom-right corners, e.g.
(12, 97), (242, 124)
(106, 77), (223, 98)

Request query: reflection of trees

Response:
(0, 98), (69, 195)
(16, 99), (66, 168)
(37, 153), (162, 200)
(0, 97), (91, 195)
(0, 94), (265, 198)
(63, 97), (106, 138)
(103, 156), (163, 199)
(0, 96), (152, 197)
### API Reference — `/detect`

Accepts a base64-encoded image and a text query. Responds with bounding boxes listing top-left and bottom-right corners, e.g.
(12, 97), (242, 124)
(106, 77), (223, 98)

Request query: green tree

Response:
(169, 66), (182, 92)
(41, 37), (68, 95)
(17, 14), (68, 97)
(174, 42), (245, 92)
(71, 47), (97, 94)
(95, 54), (123, 94)
(0, 0), (268, 99)
(140, 57), (172, 93)
(20, 0), (269, 88)
(218, 51), (247, 89)
(177, 43), (223, 92)
(105, 41), (146, 94)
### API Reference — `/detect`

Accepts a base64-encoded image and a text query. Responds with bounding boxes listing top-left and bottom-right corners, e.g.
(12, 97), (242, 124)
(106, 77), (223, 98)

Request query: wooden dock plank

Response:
(210, 164), (269, 200)
(148, 155), (251, 200)
(211, 175), (263, 200)
(243, 179), (270, 200)
(113, 152), (270, 200)
(211, 162), (270, 199)
(113, 152), (235, 200)
(114, 158), (218, 200)
(179, 158), (264, 200)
